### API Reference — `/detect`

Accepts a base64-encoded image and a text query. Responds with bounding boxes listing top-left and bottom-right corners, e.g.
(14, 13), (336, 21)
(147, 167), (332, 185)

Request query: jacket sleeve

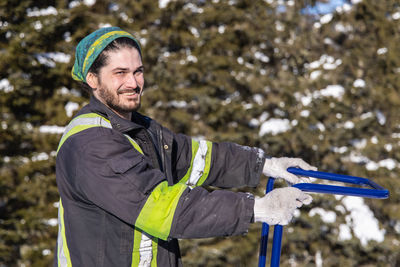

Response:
(170, 129), (266, 188)
(58, 127), (253, 241)
(169, 186), (255, 239)
(205, 142), (265, 188)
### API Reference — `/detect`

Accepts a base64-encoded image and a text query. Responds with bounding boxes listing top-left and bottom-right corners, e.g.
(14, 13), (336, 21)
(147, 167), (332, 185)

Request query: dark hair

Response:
(80, 37), (141, 94)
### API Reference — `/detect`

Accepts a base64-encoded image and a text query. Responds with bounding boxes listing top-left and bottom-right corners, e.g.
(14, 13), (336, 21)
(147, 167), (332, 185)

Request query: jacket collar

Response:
(77, 95), (149, 133)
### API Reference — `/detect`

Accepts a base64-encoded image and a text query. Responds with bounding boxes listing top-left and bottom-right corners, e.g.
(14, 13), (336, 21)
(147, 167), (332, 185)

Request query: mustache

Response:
(117, 86), (141, 94)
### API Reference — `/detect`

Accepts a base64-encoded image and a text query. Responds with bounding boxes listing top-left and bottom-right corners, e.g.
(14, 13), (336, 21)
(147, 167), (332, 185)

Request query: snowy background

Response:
(1, 0), (399, 266)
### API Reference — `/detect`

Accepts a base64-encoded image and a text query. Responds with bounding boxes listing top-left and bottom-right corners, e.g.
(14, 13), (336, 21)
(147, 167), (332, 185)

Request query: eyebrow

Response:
(112, 66), (144, 72)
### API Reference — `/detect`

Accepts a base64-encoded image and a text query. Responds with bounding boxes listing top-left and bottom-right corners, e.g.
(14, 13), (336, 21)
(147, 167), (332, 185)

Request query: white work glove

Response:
(263, 157), (317, 184)
(254, 187), (312, 225)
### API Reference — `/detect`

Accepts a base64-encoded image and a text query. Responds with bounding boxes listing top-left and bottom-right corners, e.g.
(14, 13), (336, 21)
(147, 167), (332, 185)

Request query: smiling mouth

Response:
(120, 91), (136, 96)
(118, 87), (141, 96)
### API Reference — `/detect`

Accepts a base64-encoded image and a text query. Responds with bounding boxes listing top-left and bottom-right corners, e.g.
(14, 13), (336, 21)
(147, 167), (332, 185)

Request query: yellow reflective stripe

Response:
(82, 30), (133, 75)
(57, 113), (111, 153)
(181, 140), (213, 187)
(131, 228), (142, 267)
(124, 134), (144, 155)
(150, 237), (158, 267)
(195, 141), (213, 186)
(57, 125), (98, 153)
(58, 199), (72, 267)
(135, 181), (187, 241)
(179, 139), (199, 184)
(131, 229), (158, 267)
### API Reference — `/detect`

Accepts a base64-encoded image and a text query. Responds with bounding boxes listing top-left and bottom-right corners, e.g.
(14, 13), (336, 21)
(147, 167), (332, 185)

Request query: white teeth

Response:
(122, 92), (135, 96)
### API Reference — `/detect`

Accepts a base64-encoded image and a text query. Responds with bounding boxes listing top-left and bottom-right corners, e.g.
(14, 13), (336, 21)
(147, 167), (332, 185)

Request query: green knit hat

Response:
(71, 27), (141, 82)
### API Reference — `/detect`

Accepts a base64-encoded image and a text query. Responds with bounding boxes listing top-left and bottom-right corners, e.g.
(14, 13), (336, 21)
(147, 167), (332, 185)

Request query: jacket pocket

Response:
(108, 150), (144, 174)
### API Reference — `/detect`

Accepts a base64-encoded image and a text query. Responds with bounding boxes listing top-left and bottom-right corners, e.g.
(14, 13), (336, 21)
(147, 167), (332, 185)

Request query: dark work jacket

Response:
(54, 96), (265, 267)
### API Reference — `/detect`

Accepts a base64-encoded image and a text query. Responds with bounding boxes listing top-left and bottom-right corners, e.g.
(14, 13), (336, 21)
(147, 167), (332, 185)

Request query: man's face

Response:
(92, 47), (144, 119)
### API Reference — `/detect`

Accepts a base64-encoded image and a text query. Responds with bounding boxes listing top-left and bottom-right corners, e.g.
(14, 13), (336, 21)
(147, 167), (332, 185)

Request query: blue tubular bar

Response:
(258, 178), (276, 267)
(258, 168), (389, 267)
(271, 225), (283, 267)
(258, 223), (270, 267)
(287, 167), (389, 199)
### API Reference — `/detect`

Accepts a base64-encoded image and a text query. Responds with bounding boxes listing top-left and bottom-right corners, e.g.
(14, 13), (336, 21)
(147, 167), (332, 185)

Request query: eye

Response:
(114, 70), (126, 76)
(134, 67), (144, 75)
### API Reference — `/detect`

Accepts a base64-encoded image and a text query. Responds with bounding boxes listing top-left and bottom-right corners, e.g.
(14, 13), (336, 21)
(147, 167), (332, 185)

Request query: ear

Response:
(86, 72), (99, 89)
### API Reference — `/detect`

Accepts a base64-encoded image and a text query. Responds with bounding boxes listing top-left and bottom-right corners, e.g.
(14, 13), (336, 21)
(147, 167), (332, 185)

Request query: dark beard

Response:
(108, 98), (141, 114)
(97, 85), (141, 115)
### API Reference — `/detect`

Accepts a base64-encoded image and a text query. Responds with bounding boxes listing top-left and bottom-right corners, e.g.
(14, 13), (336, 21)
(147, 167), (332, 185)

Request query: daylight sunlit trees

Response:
(1, 0), (399, 266)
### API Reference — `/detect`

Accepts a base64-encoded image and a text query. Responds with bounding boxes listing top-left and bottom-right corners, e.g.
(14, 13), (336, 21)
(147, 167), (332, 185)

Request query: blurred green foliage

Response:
(1, 0), (399, 266)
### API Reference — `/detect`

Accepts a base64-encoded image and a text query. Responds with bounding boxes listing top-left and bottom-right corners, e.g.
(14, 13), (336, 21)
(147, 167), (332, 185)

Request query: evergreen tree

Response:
(1, 0), (399, 266)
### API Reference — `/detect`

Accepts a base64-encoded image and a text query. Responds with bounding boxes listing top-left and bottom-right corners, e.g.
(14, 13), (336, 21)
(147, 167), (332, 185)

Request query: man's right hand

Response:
(253, 187), (312, 225)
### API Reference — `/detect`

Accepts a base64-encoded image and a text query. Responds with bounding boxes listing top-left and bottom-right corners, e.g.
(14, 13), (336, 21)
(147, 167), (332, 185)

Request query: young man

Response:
(54, 27), (315, 267)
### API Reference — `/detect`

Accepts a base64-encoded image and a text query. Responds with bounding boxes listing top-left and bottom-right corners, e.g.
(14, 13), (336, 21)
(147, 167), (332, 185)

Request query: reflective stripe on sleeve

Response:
(150, 236), (158, 267)
(187, 140), (212, 187)
(132, 228), (141, 266)
(57, 199), (72, 267)
(132, 229), (158, 267)
(135, 181), (187, 241)
(138, 233), (152, 267)
(179, 139), (199, 185)
(57, 113), (112, 153)
(194, 140), (212, 186)
(179, 140), (212, 187)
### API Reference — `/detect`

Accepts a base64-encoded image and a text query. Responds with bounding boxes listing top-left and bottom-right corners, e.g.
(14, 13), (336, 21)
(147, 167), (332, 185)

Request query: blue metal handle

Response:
(258, 178), (275, 267)
(288, 167), (389, 199)
(258, 168), (389, 267)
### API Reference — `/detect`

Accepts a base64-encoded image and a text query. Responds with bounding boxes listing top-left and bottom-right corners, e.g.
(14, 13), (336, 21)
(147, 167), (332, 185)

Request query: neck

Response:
(106, 105), (132, 121)
(115, 110), (132, 121)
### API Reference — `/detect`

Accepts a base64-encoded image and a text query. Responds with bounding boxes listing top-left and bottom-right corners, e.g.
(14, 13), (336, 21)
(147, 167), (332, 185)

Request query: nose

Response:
(125, 73), (138, 88)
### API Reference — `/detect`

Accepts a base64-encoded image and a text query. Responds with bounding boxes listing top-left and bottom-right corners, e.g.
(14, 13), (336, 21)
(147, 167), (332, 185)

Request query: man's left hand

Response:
(262, 157), (317, 184)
